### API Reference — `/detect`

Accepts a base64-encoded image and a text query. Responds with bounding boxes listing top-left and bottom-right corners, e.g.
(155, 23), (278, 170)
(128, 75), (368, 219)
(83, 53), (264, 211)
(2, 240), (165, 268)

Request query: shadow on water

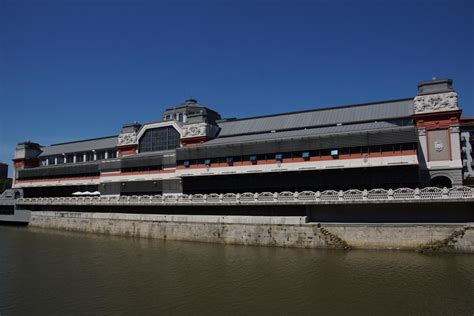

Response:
(1, 226), (473, 315)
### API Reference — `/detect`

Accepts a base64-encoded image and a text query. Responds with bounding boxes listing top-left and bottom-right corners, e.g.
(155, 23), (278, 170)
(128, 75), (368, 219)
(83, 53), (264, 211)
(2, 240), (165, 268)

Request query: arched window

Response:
(139, 126), (181, 152)
(430, 176), (452, 188)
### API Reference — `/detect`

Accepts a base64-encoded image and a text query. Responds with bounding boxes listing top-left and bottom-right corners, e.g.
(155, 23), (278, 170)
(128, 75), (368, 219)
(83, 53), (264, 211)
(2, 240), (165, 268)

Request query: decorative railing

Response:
(15, 186), (474, 206)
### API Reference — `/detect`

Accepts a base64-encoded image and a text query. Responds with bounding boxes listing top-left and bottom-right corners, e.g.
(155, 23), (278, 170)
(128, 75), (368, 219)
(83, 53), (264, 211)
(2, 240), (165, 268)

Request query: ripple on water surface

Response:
(0, 226), (473, 315)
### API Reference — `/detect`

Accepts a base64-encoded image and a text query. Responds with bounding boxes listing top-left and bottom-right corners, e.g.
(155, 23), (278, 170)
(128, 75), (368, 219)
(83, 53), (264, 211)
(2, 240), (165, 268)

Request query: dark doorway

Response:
(430, 176), (452, 188)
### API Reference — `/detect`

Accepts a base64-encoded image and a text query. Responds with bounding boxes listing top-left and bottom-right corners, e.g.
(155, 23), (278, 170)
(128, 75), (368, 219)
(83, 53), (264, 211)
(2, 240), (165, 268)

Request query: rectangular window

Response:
(204, 159), (211, 166)
(302, 151), (310, 159)
(226, 157), (233, 163)
(310, 150), (320, 157)
(321, 149), (331, 156)
(330, 150), (339, 156)
(97, 151), (106, 160)
(232, 156), (242, 162)
(275, 153), (283, 161)
(400, 143), (415, 151)
(183, 160), (190, 167)
(108, 150), (117, 159)
(66, 155), (74, 163)
(85, 152), (94, 162)
(76, 154), (84, 163)
(338, 148), (349, 155)
(381, 144), (394, 152)
(369, 146), (381, 154)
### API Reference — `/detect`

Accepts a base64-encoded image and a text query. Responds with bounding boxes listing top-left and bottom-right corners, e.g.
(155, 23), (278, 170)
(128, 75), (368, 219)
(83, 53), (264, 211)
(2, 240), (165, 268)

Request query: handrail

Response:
(15, 186), (474, 206)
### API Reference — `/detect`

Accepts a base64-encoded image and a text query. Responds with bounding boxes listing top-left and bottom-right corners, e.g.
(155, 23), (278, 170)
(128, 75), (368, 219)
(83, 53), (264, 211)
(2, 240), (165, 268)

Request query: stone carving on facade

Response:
(182, 123), (219, 139)
(449, 125), (460, 133)
(182, 123), (207, 138)
(413, 92), (459, 114)
(434, 141), (444, 152)
(118, 132), (138, 146)
(417, 128), (426, 136)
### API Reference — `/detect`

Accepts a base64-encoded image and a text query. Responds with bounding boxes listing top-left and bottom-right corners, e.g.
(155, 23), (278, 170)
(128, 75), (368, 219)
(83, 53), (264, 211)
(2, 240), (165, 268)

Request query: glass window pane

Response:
(139, 126), (181, 153)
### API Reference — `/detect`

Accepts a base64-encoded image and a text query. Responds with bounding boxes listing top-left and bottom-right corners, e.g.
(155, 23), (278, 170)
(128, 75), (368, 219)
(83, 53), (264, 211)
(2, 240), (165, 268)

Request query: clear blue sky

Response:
(1, 0), (473, 175)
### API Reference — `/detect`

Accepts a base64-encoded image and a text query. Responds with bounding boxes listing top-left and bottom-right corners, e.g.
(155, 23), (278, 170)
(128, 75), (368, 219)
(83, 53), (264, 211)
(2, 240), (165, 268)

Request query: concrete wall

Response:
(28, 211), (474, 253)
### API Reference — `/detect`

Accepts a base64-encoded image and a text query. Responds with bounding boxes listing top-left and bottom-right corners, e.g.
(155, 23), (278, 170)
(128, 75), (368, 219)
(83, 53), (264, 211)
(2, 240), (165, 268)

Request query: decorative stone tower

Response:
(12, 141), (42, 186)
(163, 99), (221, 147)
(117, 123), (141, 157)
(413, 79), (463, 187)
(181, 120), (220, 147)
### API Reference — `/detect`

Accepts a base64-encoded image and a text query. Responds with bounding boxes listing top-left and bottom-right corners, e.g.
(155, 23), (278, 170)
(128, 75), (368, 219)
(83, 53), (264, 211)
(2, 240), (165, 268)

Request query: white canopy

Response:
(72, 191), (100, 196)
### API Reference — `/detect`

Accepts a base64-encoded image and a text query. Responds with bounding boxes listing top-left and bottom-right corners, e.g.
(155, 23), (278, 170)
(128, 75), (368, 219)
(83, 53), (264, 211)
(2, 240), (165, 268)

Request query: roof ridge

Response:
(48, 135), (117, 147)
(200, 124), (416, 147)
(219, 97), (414, 123)
(215, 119), (405, 139)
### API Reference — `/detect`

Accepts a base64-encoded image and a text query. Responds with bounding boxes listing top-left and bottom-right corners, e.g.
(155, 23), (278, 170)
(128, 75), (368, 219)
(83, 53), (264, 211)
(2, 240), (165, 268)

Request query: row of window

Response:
(0, 206), (14, 215)
(179, 143), (417, 167)
(40, 126), (183, 167)
(19, 172), (100, 181)
(163, 112), (187, 122)
(41, 150), (117, 166)
(121, 165), (162, 173)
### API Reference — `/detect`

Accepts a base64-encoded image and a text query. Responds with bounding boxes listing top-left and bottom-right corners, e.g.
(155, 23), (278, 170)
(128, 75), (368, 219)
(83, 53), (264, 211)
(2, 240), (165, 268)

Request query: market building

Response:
(12, 78), (469, 197)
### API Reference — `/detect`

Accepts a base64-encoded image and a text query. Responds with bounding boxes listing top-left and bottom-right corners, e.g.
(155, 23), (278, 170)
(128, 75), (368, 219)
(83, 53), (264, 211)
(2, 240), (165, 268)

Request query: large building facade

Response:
(12, 79), (471, 197)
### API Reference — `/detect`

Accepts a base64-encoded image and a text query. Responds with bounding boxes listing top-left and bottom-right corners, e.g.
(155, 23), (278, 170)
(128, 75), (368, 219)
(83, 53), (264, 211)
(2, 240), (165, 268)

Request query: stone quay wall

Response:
(29, 211), (474, 253)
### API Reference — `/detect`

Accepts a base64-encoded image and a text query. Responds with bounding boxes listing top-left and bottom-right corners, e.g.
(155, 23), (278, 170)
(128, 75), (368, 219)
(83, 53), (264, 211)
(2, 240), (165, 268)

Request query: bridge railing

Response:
(16, 186), (474, 206)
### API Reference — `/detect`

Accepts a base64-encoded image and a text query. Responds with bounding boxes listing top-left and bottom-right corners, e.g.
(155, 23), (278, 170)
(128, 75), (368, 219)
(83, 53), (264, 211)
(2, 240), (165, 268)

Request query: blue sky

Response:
(1, 0), (473, 175)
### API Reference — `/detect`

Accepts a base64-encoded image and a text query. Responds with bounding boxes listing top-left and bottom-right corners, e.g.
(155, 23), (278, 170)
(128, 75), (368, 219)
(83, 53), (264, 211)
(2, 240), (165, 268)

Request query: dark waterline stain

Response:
(0, 226), (473, 315)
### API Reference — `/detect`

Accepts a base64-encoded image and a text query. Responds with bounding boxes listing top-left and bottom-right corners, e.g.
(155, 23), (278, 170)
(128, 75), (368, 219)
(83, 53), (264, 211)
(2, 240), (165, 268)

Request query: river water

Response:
(0, 226), (473, 315)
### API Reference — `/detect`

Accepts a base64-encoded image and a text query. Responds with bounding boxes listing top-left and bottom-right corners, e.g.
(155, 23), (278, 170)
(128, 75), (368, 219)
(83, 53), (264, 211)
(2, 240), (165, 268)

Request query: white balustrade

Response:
(298, 191), (317, 201)
(206, 193), (221, 203)
(13, 186), (474, 206)
(448, 186), (473, 199)
(222, 193), (238, 203)
(367, 189), (388, 200)
(256, 192), (274, 202)
(190, 194), (205, 203)
(420, 187), (443, 199)
(393, 188), (415, 200)
(320, 190), (339, 201)
(343, 189), (363, 201)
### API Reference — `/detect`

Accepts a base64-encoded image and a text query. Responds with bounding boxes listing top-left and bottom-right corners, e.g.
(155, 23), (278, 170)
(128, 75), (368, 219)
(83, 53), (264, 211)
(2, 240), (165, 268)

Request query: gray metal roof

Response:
(39, 136), (117, 157)
(203, 120), (413, 146)
(217, 98), (414, 137)
(177, 125), (417, 161)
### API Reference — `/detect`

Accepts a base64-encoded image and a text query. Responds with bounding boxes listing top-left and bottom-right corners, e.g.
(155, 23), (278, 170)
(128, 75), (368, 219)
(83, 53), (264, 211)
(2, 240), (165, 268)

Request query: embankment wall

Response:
(28, 211), (474, 253)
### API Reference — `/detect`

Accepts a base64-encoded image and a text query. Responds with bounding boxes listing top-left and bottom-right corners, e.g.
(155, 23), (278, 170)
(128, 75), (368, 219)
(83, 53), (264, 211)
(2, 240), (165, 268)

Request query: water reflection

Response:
(1, 226), (473, 315)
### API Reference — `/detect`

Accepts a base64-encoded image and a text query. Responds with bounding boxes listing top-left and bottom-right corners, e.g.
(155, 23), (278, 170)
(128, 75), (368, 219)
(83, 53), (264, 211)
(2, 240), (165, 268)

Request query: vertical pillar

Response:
(413, 79), (462, 186)
(450, 126), (461, 162)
